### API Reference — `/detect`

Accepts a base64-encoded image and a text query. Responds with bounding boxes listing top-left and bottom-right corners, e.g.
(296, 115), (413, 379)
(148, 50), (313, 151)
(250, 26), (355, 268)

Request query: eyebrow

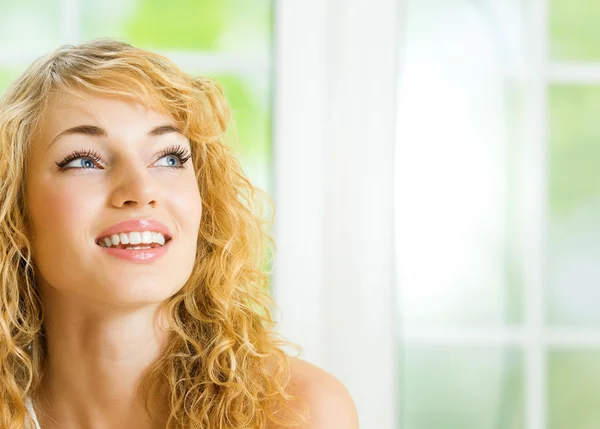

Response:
(49, 124), (183, 148)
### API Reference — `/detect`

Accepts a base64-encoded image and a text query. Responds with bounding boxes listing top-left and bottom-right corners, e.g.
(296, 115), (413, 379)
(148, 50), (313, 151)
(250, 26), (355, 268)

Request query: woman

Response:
(0, 39), (358, 429)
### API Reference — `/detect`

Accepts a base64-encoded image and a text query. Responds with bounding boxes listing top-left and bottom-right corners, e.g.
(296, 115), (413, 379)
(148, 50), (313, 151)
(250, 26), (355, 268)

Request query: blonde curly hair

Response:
(0, 38), (307, 429)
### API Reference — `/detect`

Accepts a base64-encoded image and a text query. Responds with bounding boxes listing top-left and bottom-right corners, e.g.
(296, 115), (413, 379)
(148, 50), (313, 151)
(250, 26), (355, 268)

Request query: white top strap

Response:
(24, 397), (41, 429)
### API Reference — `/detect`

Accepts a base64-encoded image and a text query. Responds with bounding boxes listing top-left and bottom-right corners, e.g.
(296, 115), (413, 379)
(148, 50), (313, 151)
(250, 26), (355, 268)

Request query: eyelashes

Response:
(56, 149), (102, 169)
(55, 145), (192, 170)
(156, 145), (192, 167)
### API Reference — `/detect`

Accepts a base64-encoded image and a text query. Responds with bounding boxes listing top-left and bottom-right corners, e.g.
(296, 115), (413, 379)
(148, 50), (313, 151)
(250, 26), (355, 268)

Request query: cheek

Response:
(28, 179), (102, 243)
(170, 178), (202, 239)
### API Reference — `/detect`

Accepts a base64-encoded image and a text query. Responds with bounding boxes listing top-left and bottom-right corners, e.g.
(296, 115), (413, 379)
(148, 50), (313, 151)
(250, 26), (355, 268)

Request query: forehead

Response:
(36, 91), (175, 146)
(44, 90), (170, 126)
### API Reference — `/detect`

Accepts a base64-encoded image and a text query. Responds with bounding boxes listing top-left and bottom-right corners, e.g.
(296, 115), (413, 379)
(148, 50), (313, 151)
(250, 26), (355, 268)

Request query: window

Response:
(396, 0), (600, 428)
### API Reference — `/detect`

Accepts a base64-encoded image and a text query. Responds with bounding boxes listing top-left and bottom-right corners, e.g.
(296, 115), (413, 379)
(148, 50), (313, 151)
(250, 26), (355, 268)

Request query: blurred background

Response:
(1, 0), (598, 428)
(396, 0), (600, 428)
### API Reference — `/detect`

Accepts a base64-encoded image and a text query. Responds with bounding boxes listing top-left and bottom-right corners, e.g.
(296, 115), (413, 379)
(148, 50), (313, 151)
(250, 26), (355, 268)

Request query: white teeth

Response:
(141, 231), (153, 244)
(97, 231), (168, 248)
(129, 232), (142, 245)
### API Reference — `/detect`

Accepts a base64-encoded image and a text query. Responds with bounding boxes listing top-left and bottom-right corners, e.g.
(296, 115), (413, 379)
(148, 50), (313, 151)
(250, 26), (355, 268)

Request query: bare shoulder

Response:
(271, 356), (359, 429)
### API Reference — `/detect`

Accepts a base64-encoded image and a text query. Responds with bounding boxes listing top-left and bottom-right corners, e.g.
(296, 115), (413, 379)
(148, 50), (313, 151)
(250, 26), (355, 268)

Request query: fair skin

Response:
(273, 358), (360, 429)
(25, 90), (358, 429)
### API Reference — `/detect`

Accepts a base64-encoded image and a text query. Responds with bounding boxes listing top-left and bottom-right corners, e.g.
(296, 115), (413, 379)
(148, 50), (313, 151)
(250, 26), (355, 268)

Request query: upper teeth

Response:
(97, 231), (166, 247)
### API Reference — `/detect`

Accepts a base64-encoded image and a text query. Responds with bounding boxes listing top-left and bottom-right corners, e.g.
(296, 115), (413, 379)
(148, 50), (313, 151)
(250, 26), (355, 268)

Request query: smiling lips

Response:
(95, 219), (172, 262)
(97, 231), (167, 249)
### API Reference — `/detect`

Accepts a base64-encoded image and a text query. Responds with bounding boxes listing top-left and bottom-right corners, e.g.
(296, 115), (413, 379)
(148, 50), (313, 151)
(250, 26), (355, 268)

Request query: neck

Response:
(33, 287), (171, 429)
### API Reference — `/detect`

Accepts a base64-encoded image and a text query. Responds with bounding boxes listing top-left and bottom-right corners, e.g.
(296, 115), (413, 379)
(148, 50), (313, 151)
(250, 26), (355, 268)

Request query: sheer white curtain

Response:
(272, 0), (400, 427)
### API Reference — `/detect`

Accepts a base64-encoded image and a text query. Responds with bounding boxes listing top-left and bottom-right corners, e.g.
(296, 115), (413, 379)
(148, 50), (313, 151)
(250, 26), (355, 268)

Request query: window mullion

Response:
(524, 0), (548, 428)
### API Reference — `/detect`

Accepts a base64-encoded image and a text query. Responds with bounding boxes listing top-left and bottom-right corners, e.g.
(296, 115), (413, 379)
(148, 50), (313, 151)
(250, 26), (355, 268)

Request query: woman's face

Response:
(25, 91), (202, 308)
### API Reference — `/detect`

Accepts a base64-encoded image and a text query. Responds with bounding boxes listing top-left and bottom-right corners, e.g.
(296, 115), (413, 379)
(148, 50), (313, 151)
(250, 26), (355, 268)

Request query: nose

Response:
(110, 161), (159, 209)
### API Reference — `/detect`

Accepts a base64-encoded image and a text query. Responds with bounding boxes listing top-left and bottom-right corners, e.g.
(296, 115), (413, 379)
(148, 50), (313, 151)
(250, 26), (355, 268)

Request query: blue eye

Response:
(154, 145), (191, 169)
(155, 154), (183, 168)
(70, 158), (96, 169)
(56, 150), (101, 169)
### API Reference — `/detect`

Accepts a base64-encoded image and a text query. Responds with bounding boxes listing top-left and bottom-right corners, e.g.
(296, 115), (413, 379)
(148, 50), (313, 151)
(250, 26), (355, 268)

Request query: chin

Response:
(90, 278), (184, 309)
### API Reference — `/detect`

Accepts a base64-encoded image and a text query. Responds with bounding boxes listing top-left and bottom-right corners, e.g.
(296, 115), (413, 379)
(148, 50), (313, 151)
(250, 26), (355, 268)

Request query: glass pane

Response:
(547, 86), (600, 326)
(401, 345), (523, 429)
(395, 0), (526, 326)
(81, 0), (272, 53)
(0, 0), (60, 53)
(550, 0), (600, 61)
(548, 350), (600, 429)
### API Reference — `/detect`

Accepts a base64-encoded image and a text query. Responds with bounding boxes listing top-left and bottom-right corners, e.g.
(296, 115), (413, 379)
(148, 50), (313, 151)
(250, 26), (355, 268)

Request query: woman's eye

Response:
(62, 157), (98, 169)
(56, 149), (103, 170)
(155, 154), (183, 168)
